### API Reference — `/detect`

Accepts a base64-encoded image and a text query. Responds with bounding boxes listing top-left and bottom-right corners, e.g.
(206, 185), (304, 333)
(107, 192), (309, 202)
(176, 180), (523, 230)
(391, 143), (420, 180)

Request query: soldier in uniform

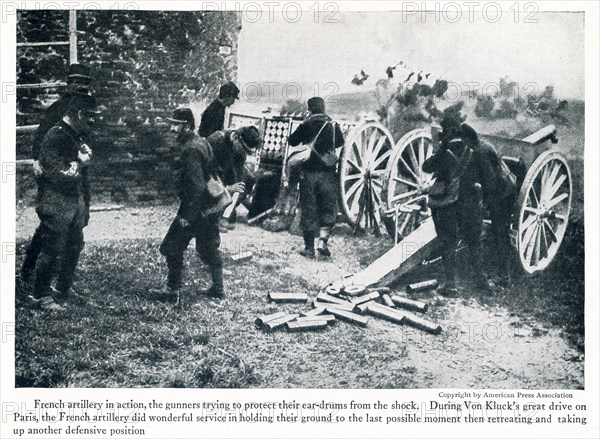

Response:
(20, 63), (92, 283)
(423, 116), (496, 295)
(157, 109), (260, 303)
(207, 126), (261, 228)
(288, 97), (345, 258)
(31, 94), (98, 310)
(198, 81), (240, 138)
(460, 123), (517, 288)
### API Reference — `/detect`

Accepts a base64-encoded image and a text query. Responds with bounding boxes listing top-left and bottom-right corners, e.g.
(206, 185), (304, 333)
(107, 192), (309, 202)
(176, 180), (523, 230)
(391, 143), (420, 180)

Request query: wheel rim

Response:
(517, 151), (572, 273)
(339, 122), (395, 228)
(381, 129), (434, 241)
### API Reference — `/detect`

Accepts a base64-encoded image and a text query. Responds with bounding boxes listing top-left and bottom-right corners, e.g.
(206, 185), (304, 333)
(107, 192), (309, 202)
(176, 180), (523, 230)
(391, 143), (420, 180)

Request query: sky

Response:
(238, 10), (584, 100)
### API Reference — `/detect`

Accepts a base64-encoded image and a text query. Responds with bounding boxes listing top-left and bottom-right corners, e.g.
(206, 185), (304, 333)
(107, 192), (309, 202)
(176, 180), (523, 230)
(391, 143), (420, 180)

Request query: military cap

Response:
(167, 108), (195, 128)
(307, 97), (325, 114)
(219, 81), (240, 99)
(67, 63), (91, 82)
(460, 123), (479, 143)
(69, 94), (100, 114)
(236, 125), (262, 153)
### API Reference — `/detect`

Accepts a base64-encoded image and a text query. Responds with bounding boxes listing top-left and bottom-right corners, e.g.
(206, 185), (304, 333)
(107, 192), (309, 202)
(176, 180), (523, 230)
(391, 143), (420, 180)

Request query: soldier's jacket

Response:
(288, 114), (345, 172)
(38, 121), (90, 206)
(175, 131), (217, 223)
(33, 94), (74, 160)
(198, 99), (226, 138)
(423, 142), (496, 204)
(206, 130), (253, 191)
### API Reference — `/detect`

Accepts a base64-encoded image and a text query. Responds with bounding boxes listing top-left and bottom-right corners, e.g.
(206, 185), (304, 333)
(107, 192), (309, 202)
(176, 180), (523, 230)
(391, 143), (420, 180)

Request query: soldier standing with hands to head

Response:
(31, 94), (99, 310)
(288, 97), (345, 258)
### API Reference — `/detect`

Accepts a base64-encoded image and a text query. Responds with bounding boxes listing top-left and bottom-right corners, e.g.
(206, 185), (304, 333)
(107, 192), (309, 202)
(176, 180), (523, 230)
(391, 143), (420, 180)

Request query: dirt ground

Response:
(15, 205), (584, 389)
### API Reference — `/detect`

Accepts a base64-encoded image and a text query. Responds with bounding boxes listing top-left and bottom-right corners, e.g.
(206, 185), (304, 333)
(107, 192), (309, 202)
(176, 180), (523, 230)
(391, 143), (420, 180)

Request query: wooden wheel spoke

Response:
(543, 219), (558, 243)
(529, 185), (540, 208)
(541, 223), (549, 257)
(372, 149), (391, 170)
(346, 159), (363, 173)
(398, 212), (413, 236)
(418, 138), (425, 180)
(520, 213), (537, 233)
(532, 225), (542, 265)
(407, 142), (420, 176)
(524, 223), (539, 263)
(544, 173), (567, 203)
(546, 192), (569, 209)
(398, 156), (420, 182)
(393, 176), (419, 188)
(344, 179), (364, 204)
(522, 221), (538, 252)
(390, 190), (419, 203)
(343, 173), (361, 182)
(351, 142), (363, 169)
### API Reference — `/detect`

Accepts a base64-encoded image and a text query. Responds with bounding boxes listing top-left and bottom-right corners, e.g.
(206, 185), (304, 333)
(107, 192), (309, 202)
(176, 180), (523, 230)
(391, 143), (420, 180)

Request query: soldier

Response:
(460, 123), (517, 288)
(156, 109), (260, 303)
(31, 94), (98, 311)
(288, 97), (345, 258)
(20, 63), (92, 283)
(207, 125), (261, 228)
(423, 116), (496, 295)
(198, 81), (240, 138)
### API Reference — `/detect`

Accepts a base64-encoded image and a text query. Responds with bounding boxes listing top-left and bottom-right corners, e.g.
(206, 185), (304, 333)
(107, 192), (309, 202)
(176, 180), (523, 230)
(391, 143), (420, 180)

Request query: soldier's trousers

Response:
(34, 195), (87, 298)
(159, 214), (222, 290)
(432, 198), (484, 286)
(299, 170), (338, 233)
(489, 192), (516, 280)
(21, 180), (45, 279)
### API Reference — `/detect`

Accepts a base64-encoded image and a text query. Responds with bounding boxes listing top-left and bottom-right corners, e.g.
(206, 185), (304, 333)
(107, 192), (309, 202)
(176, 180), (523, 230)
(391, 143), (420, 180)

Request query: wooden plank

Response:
(403, 312), (442, 334)
(365, 303), (408, 325)
(326, 308), (368, 327)
(391, 295), (429, 313)
(254, 311), (287, 329)
(267, 293), (308, 303)
(316, 292), (349, 305)
(89, 205), (124, 212)
(351, 291), (380, 305)
(231, 252), (253, 262)
(343, 218), (438, 288)
(17, 41), (69, 47)
(263, 314), (299, 332)
(354, 301), (374, 314)
(16, 125), (39, 134)
(368, 286), (391, 295)
(17, 82), (67, 89)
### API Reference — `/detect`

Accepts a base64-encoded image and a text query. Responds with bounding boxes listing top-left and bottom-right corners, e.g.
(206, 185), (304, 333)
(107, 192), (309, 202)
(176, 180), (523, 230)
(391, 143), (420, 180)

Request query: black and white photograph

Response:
(1, 1), (598, 438)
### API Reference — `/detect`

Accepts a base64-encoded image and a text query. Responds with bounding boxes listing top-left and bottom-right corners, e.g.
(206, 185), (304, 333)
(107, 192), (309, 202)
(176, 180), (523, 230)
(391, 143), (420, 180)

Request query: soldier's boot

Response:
(438, 245), (459, 297)
(206, 259), (224, 299)
(54, 245), (83, 301)
(32, 253), (64, 311)
(299, 231), (315, 259)
(469, 245), (490, 291)
(317, 227), (332, 258)
(20, 228), (44, 283)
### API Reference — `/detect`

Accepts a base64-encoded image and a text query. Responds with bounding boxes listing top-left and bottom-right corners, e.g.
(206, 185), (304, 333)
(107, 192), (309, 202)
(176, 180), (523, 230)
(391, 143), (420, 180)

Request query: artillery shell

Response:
(325, 308), (369, 327)
(254, 311), (287, 329)
(324, 302), (357, 313)
(354, 301), (374, 314)
(403, 313), (442, 334)
(263, 314), (300, 332)
(366, 303), (408, 325)
(302, 307), (327, 317)
(406, 279), (438, 293)
(295, 315), (336, 325)
(267, 292), (309, 303)
(391, 295), (429, 313)
(325, 285), (342, 296)
(316, 292), (349, 305)
(287, 320), (329, 332)
(343, 284), (367, 296)
(351, 291), (380, 305)
(381, 294), (395, 308)
(367, 287), (391, 295)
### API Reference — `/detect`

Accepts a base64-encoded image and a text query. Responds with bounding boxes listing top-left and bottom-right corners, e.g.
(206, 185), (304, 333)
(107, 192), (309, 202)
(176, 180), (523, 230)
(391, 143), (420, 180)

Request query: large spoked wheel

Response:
(381, 129), (434, 241)
(516, 151), (572, 273)
(339, 122), (395, 229)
